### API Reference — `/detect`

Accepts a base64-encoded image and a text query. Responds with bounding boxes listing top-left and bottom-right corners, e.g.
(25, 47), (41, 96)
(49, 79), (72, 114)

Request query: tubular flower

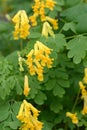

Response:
(29, 14), (38, 26)
(83, 68), (87, 84)
(79, 81), (87, 115)
(39, 1), (46, 22)
(32, 0), (41, 15)
(26, 41), (54, 81)
(17, 100), (43, 130)
(45, 0), (56, 10)
(81, 95), (87, 115)
(66, 112), (78, 124)
(46, 16), (58, 30)
(12, 10), (30, 39)
(18, 53), (24, 72)
(24, 75), (30, 97)
(42, 21), (55, 38)
(79, 81), (87, 96)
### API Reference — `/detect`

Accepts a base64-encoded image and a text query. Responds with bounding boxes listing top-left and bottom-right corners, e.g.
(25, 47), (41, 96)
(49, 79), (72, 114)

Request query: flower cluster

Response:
(26, 41), (54, 81)
(66, 112), (78, 124)
(12, 10), (30, 40)
(17, 100), (43, 130)
(79, 68), (87, 115)
(29, 0), (58, 36)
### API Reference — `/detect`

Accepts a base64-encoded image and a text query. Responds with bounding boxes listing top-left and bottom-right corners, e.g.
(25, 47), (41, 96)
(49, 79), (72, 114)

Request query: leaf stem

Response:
(20, 39), (23, 50)
(65, 33), (87, 40)
(71, 89), (80, 113)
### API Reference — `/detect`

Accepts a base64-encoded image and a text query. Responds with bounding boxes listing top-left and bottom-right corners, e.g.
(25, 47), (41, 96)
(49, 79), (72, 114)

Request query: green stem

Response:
(20, 39), (23, 50)
(65, 33), (87, 40)
(71, 89), (80, 113)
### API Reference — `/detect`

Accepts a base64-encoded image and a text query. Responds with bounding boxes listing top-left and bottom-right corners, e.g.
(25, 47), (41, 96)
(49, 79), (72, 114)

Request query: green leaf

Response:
(12, 101), (22, 116)
(0, 102), (9, 122)
(65, 0), (81, 7)
(55, 34), (66, 51)
(34, 91), (47, 105)
(9, 121), (21, 129)
(53, 84), (65, 97)
(50, 99), (63, 113)
(55, 68), (69, 80)
(15, 75), (23, 95)
(46, 34), (66, 52)
(29, 77), (41, 99)
(83, 55), (87, 67)
(42, 121), (53, 130)
(58, 54), (74, 68)
(55, 0), (65, 6)
(76, 13), (87, 33)
(0, 21), (10, 32)
(63, 22), (76, 33)
(67, 35), (87, 64)
(29, 32), (41, 38)
(6, 51), (18, 67)
(45, 79), (56, 90)
(61, 3), (87, 21)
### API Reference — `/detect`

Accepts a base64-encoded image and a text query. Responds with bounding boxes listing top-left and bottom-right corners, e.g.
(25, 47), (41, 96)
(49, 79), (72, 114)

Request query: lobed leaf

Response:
(67, 35), (87, 64)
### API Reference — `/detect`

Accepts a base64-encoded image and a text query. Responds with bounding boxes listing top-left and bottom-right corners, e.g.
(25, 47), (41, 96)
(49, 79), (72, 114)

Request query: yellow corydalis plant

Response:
(26, 41), (54, 81)
(12, 10), (30, 40)
(66, 112), (78, 124)
(17, 100), (43, 130)
(24, 75), (30, 97)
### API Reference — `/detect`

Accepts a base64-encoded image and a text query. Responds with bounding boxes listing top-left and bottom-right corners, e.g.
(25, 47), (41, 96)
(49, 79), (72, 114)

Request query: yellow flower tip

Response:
(79, 81), (85, 90)
(46, 0), (56, 10)
(29, 14), (38, 26)
(81, 95), (87, 115)
(83, 68), (87, 84)
(66, 112), (78, 124)
(46, 16), (58, 30)
(38, 74), (44, 81)
(82, 107), (87, 115)
(23, 75), (30, 97)
(66, 112), (71, 117)
(42, 21), (55, 38)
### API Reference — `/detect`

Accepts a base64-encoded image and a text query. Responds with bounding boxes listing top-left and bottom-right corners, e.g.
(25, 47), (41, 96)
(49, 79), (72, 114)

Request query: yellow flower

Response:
(46, 16), (58, 30)
(26, 41), (54, 81)
(32, 0), (40, 15)
(36, 41), (52, 55)
(42, 22), (55, 38)
(82, 95), (87, 115)
(17, 100), (43, 130)
(23, 75), (30, 97)
(79, 81), (87, 96)
(29, 14), (38, 26)
(45, 0), (56, 10)
(12, 10), (30, 39)
(83, 68), (87, 84)
(66, 112), (78, 124)
(39, 1), (46, 21)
